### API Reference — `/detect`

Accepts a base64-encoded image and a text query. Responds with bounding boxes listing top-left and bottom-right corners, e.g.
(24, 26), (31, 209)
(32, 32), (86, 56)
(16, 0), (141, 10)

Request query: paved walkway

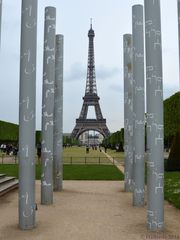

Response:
(0, 181), (179, 240)
(102, 151), (124, 173)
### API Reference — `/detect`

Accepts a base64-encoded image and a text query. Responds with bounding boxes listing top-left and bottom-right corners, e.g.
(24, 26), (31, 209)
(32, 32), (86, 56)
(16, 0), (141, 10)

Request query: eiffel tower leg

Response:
(95, 103), (103, 119)
(79, 103), (88, 119)
(123, 34), (133, 192)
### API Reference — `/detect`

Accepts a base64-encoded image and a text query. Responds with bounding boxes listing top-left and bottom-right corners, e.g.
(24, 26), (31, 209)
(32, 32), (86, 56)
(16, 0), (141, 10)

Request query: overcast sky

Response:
(0, 0), (179, 133)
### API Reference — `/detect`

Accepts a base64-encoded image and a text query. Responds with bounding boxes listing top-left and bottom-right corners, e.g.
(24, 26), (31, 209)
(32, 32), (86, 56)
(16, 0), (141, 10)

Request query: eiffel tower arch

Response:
(71, 22), (110, 140)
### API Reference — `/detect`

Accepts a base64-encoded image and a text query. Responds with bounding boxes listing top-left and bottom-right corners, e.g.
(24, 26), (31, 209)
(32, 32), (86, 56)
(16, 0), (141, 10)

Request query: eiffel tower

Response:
(71, 22), (110, 139)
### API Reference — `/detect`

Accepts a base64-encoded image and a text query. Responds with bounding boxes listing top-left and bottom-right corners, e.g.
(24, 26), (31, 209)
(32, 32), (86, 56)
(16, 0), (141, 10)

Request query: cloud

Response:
(96, 65), (121, 80)
(65, 63), (121, 83)
(109, 83), (123, 93)
(65, 62), (86, 82)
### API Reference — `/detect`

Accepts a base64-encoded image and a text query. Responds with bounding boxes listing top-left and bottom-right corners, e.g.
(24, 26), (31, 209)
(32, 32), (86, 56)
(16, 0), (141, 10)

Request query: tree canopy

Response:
(102, 128), (124, 151)
(164, 91), (180, 139)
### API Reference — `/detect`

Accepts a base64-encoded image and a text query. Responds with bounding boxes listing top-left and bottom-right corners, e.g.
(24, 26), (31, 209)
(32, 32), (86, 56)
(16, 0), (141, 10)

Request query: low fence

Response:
(0, 155), (123, 165)
(63, 156), (114, 165)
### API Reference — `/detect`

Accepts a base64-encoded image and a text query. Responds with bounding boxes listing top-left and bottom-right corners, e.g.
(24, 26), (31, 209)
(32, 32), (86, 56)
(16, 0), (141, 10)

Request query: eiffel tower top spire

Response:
(90, 18), (93, 29)
(85, 20), (97, 95)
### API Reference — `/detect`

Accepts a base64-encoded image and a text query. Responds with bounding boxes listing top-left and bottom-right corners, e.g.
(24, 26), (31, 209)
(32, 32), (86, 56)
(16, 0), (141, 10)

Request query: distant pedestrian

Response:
(37, 143), (41, 163)
(86, 145), (89, 154)
(104, 146), (107, 153)
(13, 146), (18, 156)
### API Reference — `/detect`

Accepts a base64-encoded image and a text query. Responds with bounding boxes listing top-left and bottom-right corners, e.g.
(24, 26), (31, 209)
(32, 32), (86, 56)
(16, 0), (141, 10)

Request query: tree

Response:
(164, 92), (180, 171)
(167, 132), (180, 171)
(102, 128), (124, 151)
(36, 131), (41, 145)
(164, 91), (180, 148)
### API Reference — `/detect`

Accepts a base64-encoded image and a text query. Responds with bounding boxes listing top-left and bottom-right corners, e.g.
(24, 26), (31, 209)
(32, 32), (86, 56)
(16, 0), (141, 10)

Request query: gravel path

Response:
(0, 181), (179, 240)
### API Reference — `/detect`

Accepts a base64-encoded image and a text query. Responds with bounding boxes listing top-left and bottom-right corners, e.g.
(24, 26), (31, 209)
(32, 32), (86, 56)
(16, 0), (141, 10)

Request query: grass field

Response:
(164, 172), (180, 209)
(63, 165), (124, 180)
(0, 164), (124, 181)
(63, 146), (111, 164)
(63, 146), (125, 164)
(63, 146), (105, 157)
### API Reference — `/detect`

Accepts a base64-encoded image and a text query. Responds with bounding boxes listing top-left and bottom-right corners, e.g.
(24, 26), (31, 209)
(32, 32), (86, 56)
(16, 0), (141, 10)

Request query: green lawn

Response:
(164, 172), (180, 209)
(63, 146), (105, 157)
(0, 164), (19, 178)
(0, 164), (124, 181)
(63, 165), (124, 180)
(63, 146), (111, 164)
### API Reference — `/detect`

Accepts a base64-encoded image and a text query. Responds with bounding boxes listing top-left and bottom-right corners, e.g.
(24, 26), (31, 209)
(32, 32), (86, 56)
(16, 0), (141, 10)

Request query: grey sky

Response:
(0, 0), (179, 133)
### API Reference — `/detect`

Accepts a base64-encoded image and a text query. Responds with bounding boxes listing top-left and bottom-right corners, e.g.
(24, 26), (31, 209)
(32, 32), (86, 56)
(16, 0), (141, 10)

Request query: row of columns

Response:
(19, 1), (63, 229)
(124, 0), (164, 231)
